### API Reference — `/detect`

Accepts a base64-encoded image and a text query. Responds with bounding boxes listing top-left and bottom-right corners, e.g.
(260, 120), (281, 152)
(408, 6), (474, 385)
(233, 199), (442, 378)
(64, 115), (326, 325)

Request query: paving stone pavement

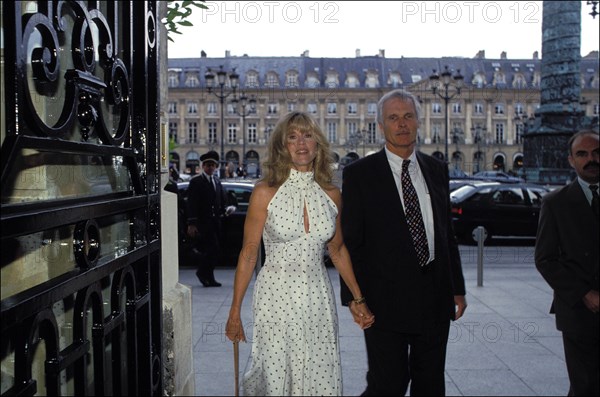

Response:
(182, 242), (569, 396)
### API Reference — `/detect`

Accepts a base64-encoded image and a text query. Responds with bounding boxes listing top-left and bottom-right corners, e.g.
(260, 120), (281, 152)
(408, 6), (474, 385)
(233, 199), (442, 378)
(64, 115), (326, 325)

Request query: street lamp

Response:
(360, 127), (368, 157)
(205, 65), (239, 178)
(231, 91), (256, 169)
(345, 128), (365, 156)
(451, 127), (463, 170)
(471, 124), (487, 173)
(429, 65), (464, 163)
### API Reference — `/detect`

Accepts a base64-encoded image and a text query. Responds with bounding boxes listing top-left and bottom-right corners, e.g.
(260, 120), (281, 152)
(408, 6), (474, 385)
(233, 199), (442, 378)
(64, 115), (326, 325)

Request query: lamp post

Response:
(359, 126), (369, 157)
(345, 128), (364, 156)
(231, 91), (256, 169)
(471, 124), (487, 173)
(429, 65), (464, 163)
(205, 65), (239, 178)
(451, 127), (463, 171)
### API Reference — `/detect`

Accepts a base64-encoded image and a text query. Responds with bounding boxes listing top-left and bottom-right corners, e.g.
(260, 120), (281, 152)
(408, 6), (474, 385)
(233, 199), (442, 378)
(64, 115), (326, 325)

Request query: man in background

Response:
(535, 130), (599, 396)
(187, 150), (230, 287)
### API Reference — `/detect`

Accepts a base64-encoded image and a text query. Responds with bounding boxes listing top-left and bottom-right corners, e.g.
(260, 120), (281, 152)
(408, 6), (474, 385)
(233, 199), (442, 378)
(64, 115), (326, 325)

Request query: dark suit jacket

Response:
(341, 149), (465, 334)
(535, 180), (599, 335)
(187, 173), (227, 235)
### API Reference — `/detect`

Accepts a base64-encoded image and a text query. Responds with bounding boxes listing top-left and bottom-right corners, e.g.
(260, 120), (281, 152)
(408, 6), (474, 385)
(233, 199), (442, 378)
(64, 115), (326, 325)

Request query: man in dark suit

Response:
(535, 130), (599, 396)
(340, 89), (467, 396)
(187, 150), (231, 287)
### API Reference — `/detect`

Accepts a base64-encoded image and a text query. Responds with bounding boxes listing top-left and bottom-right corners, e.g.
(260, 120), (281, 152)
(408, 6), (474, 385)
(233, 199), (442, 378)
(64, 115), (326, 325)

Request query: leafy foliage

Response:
(163, 1), (208, 42)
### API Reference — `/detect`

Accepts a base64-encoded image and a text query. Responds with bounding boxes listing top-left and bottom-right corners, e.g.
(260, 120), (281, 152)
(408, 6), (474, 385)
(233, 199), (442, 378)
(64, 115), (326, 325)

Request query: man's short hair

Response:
(568, 130), (599, 155)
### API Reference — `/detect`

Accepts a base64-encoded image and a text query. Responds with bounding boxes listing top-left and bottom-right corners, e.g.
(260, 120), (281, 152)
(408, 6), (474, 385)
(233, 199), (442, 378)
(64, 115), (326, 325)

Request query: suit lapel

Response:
(566, 181), (598, 232)
(374, 150), (406, 213)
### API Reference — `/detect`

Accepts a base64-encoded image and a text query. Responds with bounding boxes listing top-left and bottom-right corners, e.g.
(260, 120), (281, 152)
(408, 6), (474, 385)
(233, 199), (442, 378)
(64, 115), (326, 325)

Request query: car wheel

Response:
(470, 225), (491, 245)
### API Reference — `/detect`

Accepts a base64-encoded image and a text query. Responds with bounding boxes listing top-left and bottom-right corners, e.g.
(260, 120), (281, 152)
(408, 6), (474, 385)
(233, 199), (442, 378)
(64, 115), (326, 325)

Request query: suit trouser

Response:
(194, 219), (222, 281)
(362, 321), (451, 396)
(563, 331), (599, 396)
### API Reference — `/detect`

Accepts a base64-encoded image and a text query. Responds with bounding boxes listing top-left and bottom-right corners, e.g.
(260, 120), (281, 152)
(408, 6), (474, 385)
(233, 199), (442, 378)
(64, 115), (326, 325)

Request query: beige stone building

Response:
(167, 50), (599, 178)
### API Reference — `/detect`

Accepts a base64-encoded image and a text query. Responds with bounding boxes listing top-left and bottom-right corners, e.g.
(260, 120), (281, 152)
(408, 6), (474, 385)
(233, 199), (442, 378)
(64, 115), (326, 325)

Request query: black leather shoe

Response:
(196, 270), (211, 287)
(207, 280), (222, 287)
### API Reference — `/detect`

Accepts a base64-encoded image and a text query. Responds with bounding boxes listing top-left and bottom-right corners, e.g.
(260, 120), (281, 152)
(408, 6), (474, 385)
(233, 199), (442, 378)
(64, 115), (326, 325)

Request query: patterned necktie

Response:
(590, 184), (599, 217)
(401, 160), (430, 267)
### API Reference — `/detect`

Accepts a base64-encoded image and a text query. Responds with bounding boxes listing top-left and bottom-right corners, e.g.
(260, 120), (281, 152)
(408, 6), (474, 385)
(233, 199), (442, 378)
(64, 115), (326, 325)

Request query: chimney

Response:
(225, 50), (231, 57)
(500, 51), (507, 59)
(356, 49), (361, 57)
(378, 49), (385, 58)
(201, 50), (207, 58)
(533, 51), (539, 59)
(474, 50), (485, 59)
(302, 50), (310, 57)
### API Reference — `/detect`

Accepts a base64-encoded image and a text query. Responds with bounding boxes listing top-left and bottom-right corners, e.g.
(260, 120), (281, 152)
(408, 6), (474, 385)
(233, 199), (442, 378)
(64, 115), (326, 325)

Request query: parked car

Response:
(448, 167), (469, 179)
(472, 170), (525, 183)
(449, 179), (499, 193)
(176, 179), (256, 267)
(450, 182), (550, 244)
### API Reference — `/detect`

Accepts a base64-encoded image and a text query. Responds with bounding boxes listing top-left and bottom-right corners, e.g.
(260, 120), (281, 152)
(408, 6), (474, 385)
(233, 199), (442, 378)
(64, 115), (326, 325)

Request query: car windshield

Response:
(451, 184), (500, 202)
(527, 187), (549, 205)
(450, 185), (478, 201)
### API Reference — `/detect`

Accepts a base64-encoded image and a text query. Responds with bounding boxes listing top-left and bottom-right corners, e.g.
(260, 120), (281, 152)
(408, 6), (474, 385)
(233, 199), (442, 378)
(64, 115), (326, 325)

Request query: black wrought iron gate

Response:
(1, 1), (163, 395)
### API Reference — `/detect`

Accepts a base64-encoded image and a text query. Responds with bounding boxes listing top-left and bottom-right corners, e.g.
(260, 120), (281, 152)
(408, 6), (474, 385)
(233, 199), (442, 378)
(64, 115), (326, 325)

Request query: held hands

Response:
(349, 300), (375, 329)
(225, 315), (246, 343)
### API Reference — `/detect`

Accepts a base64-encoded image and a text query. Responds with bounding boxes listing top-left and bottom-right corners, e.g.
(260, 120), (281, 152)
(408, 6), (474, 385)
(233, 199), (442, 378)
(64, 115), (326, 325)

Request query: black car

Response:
(175, 179), (256, 267)
(450, 182), (550, 244)
(472, 171), (525, 183)
(449, 179), (499, 193)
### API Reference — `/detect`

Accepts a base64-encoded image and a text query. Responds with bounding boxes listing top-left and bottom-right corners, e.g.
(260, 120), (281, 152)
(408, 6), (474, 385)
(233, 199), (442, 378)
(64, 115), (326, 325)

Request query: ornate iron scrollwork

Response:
(73, 219), (101, 268)
(21, 2), (130, 144)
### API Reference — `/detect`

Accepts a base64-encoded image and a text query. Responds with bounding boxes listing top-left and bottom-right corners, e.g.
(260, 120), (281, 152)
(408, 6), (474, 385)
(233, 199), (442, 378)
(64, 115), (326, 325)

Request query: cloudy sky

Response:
(167, 1), (599, 59)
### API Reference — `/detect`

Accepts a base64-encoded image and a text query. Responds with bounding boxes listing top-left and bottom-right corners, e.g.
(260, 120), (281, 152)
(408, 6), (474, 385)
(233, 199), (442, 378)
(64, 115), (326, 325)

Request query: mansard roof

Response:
(168, 53), (599, 90)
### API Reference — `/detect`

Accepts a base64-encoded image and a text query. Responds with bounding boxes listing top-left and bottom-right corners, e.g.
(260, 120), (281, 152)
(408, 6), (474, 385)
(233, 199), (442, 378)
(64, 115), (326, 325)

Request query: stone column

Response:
(522, 1), (592, 183)
(159, 2), (195, 395)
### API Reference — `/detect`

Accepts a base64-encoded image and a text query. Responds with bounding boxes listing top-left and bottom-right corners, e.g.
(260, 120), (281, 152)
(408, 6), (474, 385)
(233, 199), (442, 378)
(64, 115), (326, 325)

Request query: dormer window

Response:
(472, 73), (486, 88)
(265, 72), (279, 88)
(305, 73), (320, 88)
(185, 73), (199, 87)
(325, 71), (339, 88)
(493, 71), (506, 86)
(345, 73), (359, 88)
(388, 72), (402, 87)
(365, 71), (379, 88)
(286, 71), (299, 87)
(246, 72), (259, 88)
(168, 73), (179, 88)
(512, 73), (526, 89)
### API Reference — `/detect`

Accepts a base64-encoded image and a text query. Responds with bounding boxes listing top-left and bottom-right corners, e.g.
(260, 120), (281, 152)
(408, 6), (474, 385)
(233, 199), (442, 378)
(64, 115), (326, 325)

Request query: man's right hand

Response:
(187, 224), (198, 238)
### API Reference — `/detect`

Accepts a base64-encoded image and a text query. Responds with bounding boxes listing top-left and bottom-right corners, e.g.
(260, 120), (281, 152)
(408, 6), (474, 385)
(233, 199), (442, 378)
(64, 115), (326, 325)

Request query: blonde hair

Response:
(262, 112), (334, 187)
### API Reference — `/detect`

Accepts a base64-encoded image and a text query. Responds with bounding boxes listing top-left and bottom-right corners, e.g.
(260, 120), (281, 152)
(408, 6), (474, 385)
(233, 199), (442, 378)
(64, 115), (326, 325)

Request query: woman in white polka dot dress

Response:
(226, 112), (375, 396)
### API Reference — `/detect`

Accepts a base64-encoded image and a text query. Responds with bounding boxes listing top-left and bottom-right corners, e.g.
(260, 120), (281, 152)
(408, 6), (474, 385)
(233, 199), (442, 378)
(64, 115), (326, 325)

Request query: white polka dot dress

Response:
(243, 169), (342, 396)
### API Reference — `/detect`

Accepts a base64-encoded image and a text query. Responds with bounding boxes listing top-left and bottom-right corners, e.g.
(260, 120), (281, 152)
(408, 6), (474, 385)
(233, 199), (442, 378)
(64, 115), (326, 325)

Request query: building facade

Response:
(167, 50), (599, 178)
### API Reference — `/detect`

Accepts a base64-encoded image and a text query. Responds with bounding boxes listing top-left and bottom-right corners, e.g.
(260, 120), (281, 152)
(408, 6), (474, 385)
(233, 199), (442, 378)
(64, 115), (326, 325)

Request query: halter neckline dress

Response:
(243, 169), (342, 396)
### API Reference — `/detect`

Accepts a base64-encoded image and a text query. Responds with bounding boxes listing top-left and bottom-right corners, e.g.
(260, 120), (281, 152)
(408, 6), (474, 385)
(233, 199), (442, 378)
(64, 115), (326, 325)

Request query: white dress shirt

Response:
(385, 147), (435, 264)
(577, 176), (598, 206)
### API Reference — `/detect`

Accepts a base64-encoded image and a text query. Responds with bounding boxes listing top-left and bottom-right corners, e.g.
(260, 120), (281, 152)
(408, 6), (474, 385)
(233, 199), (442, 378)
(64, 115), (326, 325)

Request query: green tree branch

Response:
(163, 1), (207, 42)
